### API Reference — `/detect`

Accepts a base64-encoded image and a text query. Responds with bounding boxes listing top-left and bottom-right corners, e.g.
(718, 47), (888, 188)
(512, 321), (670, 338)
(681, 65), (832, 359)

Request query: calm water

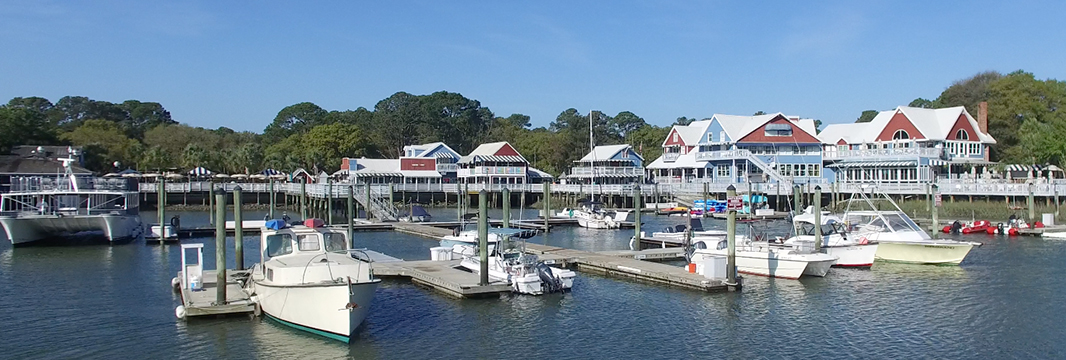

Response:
(1, 208), (1064, 359)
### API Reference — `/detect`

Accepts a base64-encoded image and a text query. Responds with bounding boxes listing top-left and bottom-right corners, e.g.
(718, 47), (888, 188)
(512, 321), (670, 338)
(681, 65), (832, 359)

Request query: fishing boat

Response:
(457, 230), (576, 295)
(246, 219), (380, 343)
(689, 237), (837, 279)
(561, 200), (630, 229)
(841, 190), (974, 265)
(782, 212), (878, 268)
(0, 149), (143, 245)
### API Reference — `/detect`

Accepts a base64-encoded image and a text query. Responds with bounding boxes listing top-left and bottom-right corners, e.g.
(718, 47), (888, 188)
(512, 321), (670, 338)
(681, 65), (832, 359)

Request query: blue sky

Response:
(1, 0), (1064, 132)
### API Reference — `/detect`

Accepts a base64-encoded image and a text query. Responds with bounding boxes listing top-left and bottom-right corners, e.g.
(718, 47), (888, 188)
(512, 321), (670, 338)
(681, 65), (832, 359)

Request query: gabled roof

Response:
(403, 142), (460, 159)
(662, 120), (712, 147)
(347, 158), (441, 178)
(461, 142), (527, 164)
(707, 113), (820, 143)
(823, 106), (996, 144)
(577, 144), (644, 162)
(0, 155), (93, 175)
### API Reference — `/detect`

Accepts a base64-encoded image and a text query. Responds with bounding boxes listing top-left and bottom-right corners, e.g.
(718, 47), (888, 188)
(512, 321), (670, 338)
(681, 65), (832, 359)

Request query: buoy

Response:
(175, 305), (186, 319)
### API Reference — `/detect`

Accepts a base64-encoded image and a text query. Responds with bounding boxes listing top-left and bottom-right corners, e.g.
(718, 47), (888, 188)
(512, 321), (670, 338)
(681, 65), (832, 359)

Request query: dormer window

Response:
(892, 129), (909, 140)
(955, 129), (969, 140)
(764, 123), (792, 137)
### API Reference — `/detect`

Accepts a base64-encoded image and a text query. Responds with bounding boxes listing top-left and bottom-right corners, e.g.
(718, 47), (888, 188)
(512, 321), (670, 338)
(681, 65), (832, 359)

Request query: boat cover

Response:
(265, 219), (287, 230)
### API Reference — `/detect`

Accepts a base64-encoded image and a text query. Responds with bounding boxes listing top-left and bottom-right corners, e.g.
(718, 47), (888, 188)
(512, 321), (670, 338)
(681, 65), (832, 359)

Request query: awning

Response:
(929, 159), (947, 166)
(434, 152), (456, 159)
(826, 161), (917, 168)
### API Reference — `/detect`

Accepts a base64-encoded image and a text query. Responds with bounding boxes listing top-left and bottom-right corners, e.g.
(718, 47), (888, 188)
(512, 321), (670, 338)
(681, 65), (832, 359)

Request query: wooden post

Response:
(543, 182), (551, 233)
(478, 190), (489, 286)
(814, 185), (822, 252)
(726, 185), (737, 286)
(268, 178), (276, 219)
(326, 180), (333, 225)
(234, 186), (244, 270)
(208, 181), (215, 225)
(215, 191), (227, 305)
(634, 184), (642, 249)
(793, 184), (801, 215)
(365, 184), (372, 221)
(1029, 183), (1036, 222)
(158, 178), (165, 243)
(502, 187), (511, 228)
(931, 184), (939, 239)
(347, 185), (355, 248)
(1055, 187), (1060, 220)
(300, 181), (307, 220)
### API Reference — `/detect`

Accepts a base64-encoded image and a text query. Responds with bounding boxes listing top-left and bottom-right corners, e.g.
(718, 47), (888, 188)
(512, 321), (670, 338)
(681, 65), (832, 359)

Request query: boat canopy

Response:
(265, 219), (287, 230)
(410, 205), (431, 217)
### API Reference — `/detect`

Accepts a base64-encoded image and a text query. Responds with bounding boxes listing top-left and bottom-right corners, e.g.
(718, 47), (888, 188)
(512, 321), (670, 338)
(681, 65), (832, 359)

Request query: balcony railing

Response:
(436, 163), (458, 172)
(568, 166), (643, 177)
(823, 147), (942, 160)
(458, 166), (525, 177)
(663, 152), (680, 162)
(694, 149), (752, 161)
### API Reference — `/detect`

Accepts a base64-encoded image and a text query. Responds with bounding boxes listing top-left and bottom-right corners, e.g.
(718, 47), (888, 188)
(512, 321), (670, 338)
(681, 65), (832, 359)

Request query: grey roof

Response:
(0, 155), (93, 175)
(10, 145), (82, 158)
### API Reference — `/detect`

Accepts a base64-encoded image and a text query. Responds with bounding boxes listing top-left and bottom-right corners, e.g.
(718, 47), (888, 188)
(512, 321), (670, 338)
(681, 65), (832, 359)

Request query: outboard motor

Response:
(951, 220), (963, 234)
(535, 263), (563, 293)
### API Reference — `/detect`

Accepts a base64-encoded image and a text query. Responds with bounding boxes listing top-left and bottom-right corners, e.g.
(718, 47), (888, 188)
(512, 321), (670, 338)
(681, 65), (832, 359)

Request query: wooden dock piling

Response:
(214, 191), (227, 305)
(234, 186), (244, 271)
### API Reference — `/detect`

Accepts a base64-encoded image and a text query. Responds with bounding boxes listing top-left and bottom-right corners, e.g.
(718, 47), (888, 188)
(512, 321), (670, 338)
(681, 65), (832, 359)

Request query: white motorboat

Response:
(690, 237), (837, 279)
(651, 217), (728, 240)
(457, 231), (576, 295)
(569, 201), (631, 229)
(440, 227), (526, 257)
(837, 191), (974, 265)
(783, 212), (879, 268)
(0, 149), (143, 245)
(246, 219), (380, 343)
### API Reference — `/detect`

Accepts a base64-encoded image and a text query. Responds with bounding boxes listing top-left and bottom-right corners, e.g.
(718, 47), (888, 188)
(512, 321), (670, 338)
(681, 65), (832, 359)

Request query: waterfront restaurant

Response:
(401, 142), (462, 183)
(819, 105), (996, 184)
(564, 144), (644, 185)
(646, 113), (823, 185)
(457, 141), (554, 185)
(337, 157), (442, 185)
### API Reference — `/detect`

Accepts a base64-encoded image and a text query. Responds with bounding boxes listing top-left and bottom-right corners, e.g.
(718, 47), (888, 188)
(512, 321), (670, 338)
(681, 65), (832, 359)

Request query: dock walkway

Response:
(523, 244), (734, 292)
(176, 269), (255, 318)
(373, 260), (512, 298)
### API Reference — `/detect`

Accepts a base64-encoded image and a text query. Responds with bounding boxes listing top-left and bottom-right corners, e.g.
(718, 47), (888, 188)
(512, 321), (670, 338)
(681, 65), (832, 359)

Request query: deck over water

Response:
(373, 260), (512, 298)
(176, 269), (256, 317)
(523, 243), (734, 292)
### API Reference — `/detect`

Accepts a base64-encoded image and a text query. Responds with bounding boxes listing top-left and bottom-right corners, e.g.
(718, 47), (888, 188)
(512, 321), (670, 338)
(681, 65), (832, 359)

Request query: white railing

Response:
(694, 149), (752, 161)
(568, 166), (643, 177)
(457, 166), (526, 176)
(436, 163), (458, 172)
(663, 152), (680, 162)
(823, 147), (942, 160)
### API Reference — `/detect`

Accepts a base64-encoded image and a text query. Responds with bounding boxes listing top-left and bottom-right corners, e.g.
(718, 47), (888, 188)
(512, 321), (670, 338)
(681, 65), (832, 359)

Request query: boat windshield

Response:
(265, 233), (293, 258)
(796, 221), (843, 236)
(846, 212), (921, 233)
(324, 232), (347, 251)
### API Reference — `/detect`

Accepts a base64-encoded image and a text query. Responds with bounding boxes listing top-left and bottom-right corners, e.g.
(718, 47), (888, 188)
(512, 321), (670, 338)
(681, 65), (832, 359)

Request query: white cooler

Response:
(429, 247), (453, 261)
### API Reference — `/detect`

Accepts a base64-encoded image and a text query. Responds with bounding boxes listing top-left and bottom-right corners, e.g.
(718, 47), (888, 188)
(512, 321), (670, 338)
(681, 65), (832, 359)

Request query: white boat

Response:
(246, 219), (380, 343)
(690, 237), (838, 279)
(563, 200), (630, 229)
(783, 212), (879, 268)
(456, 231), (576, 295)
(651, 217), (728, 240)
(0, 149), (143, 245)
(839, 190), (974, 265)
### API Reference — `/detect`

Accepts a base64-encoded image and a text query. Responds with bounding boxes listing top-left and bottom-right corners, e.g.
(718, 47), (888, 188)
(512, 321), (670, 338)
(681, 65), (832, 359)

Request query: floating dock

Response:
(373, 260), (513, 298)
(174, 269), (255, 318)
(523, 243), (735, 292)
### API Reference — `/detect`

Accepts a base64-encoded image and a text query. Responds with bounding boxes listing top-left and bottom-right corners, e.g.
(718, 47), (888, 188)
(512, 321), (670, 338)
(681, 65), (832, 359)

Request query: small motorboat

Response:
(457, 231), (576, 295)
(943, 220), (992, 234)
(657, 206), (689, 216)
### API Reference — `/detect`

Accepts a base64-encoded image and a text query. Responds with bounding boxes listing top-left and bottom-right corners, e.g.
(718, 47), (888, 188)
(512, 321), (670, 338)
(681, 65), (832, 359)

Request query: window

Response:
(324, 233), (347, 251)
(955, 129), (969, 140)
(720, 131), (727, 142)
(892, 130), (909, 140)
(717, 166), (730, 178)
(265, 234), (293, 258)
(764, 123), (792, 137)
(297, 234), (320, 251)
(673, 132), (680, 142)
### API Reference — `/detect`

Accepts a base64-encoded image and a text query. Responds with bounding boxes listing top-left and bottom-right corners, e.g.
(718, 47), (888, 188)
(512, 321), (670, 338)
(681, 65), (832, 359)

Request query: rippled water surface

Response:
(1, 208), (1064, 359)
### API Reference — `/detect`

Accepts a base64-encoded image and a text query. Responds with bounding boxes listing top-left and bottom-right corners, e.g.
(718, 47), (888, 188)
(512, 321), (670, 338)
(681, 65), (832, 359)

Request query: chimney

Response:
(978, 101), (988, 133)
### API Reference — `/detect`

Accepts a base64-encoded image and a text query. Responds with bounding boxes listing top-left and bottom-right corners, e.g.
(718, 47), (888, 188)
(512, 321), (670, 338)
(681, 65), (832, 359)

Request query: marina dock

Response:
(373, 260), (513, 298)
(522, 243), (734, 292)
(174, 269), (256, 318)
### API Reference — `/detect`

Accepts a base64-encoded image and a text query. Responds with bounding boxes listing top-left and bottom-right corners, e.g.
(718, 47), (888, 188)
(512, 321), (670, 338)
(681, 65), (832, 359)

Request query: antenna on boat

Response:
(58, 146), (80, 192)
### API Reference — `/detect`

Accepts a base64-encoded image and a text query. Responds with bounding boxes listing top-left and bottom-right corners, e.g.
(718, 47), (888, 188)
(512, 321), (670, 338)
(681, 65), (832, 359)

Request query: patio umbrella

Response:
(214, 173), (230, 179)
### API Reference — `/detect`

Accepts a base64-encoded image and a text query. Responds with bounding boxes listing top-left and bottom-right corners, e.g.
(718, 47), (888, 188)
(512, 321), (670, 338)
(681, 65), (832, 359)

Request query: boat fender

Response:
(858, 236), (868, 245)
(175, 305), (186, 319)
(170, 215), (181, 229)
(171, 277), (181, 291)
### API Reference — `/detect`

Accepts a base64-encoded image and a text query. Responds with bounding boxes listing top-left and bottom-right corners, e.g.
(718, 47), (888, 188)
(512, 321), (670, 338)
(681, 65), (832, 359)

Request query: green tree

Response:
(855, 110), (879, 123)
(935, 71), (1003, 113)
(0, 106), (59, 153)
(609, 111), (646, 138)
(626, 125), (670, 162)
(372, 92), (428, 157)
(908, 98), (934, 108)
(263, 102), (329, 143)
(181, 143), (213, 170)
(674, 116), (694, 126)
(301, 123), (370, 171)
(753, 111), (766, 116)
(986, 71), (1066, 162)
(59, 119), (141, 171)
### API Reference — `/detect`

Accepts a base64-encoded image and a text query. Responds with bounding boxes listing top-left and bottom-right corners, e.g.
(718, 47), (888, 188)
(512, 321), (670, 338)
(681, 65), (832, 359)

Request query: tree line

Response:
(0, 92), (678, 175)
(2, 70), (1061, 176)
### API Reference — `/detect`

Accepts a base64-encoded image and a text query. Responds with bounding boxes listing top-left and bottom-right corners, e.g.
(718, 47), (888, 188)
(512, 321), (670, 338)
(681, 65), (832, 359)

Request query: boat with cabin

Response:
(245, 219), (380, 343)
(0, 149), (143, 245)
(457, 230), (576, 295)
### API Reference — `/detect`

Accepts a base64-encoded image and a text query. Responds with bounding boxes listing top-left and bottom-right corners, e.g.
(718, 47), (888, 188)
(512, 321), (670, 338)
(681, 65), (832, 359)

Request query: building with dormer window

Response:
(565, 144), (644, 185)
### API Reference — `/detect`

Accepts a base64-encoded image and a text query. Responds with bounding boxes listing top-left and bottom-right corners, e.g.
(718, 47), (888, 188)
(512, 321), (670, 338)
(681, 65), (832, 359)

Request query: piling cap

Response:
(726, 184), (735, 191)
(234, 185), (242, 191)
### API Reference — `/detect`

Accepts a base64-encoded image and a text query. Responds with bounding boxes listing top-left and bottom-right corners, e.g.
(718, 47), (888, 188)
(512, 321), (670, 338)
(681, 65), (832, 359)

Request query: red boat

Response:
(986, 221), (1044, 236)
(943, 220), (992, 234)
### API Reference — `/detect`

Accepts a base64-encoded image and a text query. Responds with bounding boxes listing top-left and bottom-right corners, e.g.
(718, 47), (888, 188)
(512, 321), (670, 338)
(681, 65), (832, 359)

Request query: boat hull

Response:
(825, 244), (878, 268)
(254, 280), (380, 342)
(0, 214), (143, 245)
(694, 250), (807, 279)
(874, 241), (973, 265)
